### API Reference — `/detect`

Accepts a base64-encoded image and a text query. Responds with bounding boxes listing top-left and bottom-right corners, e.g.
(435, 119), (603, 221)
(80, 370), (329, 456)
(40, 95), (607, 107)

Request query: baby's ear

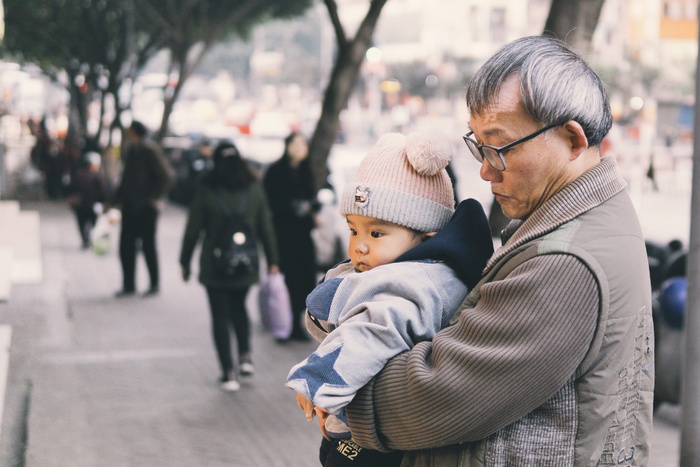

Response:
(422, 232), (437, 241)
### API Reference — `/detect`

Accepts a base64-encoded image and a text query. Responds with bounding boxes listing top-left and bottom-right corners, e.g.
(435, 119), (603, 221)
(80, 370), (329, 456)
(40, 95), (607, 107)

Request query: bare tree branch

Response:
(323, 0), (346, 48)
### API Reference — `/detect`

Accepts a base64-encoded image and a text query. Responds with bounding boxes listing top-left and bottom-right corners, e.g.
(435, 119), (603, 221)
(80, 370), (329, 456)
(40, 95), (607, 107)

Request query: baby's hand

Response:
(296, 393), (316, 422)
(315, 407), (331, 440)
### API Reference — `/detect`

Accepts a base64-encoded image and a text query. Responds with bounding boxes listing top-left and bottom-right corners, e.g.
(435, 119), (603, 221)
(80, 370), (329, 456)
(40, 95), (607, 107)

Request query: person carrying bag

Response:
(179, 142), (280, 391)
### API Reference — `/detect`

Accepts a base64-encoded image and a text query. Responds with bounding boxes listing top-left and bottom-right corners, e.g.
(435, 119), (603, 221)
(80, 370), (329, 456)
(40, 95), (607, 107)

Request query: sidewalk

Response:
(0, 200), (324, 466)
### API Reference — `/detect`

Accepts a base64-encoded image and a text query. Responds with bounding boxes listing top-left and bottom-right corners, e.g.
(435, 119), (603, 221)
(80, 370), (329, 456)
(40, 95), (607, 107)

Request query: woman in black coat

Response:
(263, 132), (320, 341)
(180, 142), (279, 391)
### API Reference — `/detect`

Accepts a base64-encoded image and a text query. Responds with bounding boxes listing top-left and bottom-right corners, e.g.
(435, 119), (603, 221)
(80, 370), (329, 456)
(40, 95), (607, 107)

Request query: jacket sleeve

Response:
(111, 164), (124, 206)
(286, 263), (466, 415)
(251, 182), (279, 266)
(148, 145), (174, 201)
(94, 174), (109, 204)
(346, 254), (599, 452)
(179, 184), (205, 270)
(262, 164), (286, 218)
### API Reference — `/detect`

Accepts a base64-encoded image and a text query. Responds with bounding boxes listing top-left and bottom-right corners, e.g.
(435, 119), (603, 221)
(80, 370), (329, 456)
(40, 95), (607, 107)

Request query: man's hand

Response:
(296, 393), (316, 422)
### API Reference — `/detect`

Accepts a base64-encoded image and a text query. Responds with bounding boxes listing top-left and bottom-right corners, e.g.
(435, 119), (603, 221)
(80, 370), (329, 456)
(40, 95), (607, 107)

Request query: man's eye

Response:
(371, 231), (382, 238)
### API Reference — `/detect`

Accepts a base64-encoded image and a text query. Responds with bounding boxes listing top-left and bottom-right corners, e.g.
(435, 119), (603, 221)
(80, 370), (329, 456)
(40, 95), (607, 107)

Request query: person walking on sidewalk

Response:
(179, 141), (280, 391)
(345, 35), (655, 466)
(111, 120), (173, 298)
(263, 132), (320, 341)
(65, 151), (109, 249)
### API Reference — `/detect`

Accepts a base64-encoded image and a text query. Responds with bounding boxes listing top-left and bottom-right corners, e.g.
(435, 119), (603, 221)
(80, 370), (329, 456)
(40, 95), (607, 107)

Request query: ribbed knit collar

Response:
(486, 156), (627, 271)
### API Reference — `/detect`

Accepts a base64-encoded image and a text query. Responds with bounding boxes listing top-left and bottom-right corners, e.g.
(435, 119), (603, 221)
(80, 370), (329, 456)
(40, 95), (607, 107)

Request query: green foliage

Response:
(3, 0), (129, 73)
(1, 0), (314, 141)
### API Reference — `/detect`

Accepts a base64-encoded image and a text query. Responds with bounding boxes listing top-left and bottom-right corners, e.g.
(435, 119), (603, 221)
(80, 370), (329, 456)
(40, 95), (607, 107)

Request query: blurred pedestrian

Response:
(29, 117), (49, 169)
(179, 141), (280, 391)
(263, 132), (320, 341)
(30, 117), (67, 200)
(183, 138), (214, 202)
(646, 153), (658, 192)
(65, 151), (108, 249)
(111, 120), (173, 298)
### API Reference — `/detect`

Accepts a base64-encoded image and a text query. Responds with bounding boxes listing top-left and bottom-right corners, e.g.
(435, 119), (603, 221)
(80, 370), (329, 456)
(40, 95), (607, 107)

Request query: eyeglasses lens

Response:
(464, 139), (482, 162)
(465, 138), (505, 171)
(482, 147), (504, 170)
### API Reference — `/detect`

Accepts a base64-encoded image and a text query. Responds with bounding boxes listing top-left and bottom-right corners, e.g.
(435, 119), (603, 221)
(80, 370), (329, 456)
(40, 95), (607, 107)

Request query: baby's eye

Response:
(349, 228), (357, 236)
(370, 231), (383, 238)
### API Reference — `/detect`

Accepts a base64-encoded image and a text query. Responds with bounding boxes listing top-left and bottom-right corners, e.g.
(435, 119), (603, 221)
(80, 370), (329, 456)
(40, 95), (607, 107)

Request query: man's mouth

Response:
(493, 192), (507, 203)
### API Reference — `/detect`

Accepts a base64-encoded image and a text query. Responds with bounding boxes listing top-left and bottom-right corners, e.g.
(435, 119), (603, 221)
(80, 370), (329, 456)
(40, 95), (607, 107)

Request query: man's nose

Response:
(480, 159), (501, 182)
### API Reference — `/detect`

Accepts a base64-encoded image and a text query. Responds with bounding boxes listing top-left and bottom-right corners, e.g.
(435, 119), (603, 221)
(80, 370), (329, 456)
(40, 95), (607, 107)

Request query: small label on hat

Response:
(354, 187), (370, 208)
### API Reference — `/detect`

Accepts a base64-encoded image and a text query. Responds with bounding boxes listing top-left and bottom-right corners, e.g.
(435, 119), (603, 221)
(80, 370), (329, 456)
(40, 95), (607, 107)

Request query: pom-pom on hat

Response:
(340, 131), (455, 233)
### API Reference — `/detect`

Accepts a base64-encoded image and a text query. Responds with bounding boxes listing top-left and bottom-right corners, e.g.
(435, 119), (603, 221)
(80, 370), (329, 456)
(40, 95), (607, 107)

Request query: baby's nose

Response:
(355, 242), (368, 254)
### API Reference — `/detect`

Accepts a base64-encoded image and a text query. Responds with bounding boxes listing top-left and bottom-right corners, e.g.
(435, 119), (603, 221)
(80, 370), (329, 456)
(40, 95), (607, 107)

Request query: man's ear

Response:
(422, 232), (437, 242)
(562, 120), (589, 160)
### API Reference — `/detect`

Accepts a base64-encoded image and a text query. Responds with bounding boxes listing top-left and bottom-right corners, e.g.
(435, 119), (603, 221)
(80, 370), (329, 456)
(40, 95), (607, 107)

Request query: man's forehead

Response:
(470, 76), (521, 114)
(468, 80), (526, 134)
(467, 121), (506, 137)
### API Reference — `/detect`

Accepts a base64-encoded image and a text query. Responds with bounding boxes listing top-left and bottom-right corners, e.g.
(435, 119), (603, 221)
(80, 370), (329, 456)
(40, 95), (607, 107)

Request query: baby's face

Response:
(346, 215), (424, 272)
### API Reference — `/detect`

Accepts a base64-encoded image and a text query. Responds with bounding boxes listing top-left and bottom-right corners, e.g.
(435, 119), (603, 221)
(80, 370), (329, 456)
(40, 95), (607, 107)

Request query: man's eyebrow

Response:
(483, 128), (504, 137)
(469, 126), (505, 141)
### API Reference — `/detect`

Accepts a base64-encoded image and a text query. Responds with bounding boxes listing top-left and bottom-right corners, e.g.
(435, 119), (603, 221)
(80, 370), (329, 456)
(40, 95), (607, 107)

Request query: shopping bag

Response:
(91, 209), (118, 256)
(258, 272), (293, 339)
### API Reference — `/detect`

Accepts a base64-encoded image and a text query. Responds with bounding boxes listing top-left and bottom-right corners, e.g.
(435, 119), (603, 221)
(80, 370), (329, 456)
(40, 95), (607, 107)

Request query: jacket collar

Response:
(395, 198), (494, 289)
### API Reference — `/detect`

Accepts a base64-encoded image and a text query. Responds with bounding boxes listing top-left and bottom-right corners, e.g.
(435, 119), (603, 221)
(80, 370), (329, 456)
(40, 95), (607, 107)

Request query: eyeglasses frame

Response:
(462, 121), (567, 171)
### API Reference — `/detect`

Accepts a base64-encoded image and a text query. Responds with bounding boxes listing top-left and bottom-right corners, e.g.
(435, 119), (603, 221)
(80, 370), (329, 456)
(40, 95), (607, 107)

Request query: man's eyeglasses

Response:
(462, 122), (565, 171)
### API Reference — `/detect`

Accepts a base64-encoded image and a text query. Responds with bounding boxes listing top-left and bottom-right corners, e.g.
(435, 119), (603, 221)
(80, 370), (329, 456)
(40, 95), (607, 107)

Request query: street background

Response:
(0, 129), (691, 466)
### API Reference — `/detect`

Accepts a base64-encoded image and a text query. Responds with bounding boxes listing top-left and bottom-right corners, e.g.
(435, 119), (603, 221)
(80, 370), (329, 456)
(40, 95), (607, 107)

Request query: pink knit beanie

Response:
(340, 131), (455, 233)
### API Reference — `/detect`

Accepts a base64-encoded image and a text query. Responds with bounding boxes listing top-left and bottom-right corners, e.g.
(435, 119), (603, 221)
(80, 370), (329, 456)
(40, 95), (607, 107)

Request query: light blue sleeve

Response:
(286, 262), (467, 415)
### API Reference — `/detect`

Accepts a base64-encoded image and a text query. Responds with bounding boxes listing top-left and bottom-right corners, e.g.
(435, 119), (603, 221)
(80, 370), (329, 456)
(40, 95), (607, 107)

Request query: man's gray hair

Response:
(465, 35), (612, 147)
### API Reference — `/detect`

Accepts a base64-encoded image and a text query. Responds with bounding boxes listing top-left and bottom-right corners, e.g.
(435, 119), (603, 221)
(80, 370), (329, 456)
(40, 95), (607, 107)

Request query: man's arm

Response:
(148, 145), (174, 201)
(347, 254), (599, 452)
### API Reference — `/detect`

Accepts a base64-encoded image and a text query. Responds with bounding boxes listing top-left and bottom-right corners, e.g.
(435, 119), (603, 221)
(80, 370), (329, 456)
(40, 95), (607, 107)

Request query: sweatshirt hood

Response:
(395, 198), (493, 289)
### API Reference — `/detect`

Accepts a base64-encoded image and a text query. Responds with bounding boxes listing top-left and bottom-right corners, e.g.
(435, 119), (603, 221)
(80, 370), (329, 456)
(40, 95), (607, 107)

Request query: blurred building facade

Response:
(595, 0), (697, 144)
(333, 0), (697, 145)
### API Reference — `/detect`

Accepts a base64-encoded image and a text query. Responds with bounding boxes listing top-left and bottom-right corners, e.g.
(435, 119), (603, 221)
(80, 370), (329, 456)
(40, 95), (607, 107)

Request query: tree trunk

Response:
(66, 72), (89, 146)
(543, 0), (607, 53)
(155, 45), (210, 143)
(308, 44), (367, 191)
(308, 0), (388, 192)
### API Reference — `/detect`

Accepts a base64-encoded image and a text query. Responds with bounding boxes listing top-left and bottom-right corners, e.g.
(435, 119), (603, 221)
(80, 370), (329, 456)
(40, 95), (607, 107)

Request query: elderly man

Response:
(346, 35), (654, 466)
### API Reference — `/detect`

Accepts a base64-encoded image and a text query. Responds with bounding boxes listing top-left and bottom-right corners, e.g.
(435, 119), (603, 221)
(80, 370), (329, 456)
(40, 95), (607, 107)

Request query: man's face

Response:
(125, 128), (138, 144)
(346, 215), (424, 272)
(468, 75), (573, 220)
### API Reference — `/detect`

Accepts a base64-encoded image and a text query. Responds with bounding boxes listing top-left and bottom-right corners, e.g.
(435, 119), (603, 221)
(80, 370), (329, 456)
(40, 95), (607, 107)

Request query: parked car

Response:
(646, 238), (687, 409)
